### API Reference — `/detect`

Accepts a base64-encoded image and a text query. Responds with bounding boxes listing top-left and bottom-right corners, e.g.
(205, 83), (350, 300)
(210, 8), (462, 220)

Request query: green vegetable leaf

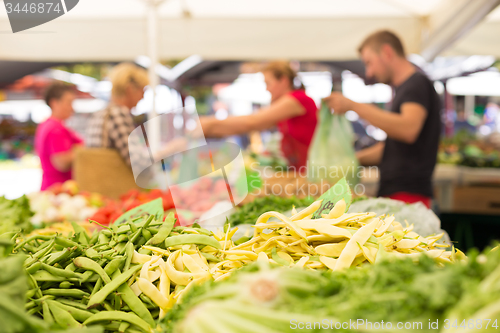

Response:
(0, 196), (34, 235)
(226, 196), (314, 227)
(113, 198), (164, 225)
(0, 255), (48, 333)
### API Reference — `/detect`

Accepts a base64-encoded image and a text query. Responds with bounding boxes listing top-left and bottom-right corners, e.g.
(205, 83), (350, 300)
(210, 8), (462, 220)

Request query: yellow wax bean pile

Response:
(127, 243), (223, 318)
(221, 199), (461, 272)
(27, 221), (95, 237)
(128, 227), (249, 315)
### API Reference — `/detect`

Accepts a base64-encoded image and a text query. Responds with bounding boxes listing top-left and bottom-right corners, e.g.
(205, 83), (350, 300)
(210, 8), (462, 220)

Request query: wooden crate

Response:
(453, 186), (500, 215)
(460, 167), (500, 186)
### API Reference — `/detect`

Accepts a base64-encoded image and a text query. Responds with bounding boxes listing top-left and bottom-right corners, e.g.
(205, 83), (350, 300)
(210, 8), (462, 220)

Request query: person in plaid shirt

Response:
(87, 63), (151, 172)
(87, 63), (193, 188)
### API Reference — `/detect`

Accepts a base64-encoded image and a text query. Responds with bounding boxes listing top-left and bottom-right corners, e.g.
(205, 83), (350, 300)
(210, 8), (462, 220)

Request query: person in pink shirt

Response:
(35, 82), (83, 190)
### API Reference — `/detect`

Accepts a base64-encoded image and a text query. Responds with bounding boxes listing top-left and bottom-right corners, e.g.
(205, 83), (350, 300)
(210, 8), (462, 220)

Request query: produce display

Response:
(27, 179), (232, 227)
(0, 253), (45, 333)
(168, 178), (235, 215)
(90, 189), (175, 226)
(28, 192), (99, 226)
(162, 246), (500, 333)
(26, 221), (97, 238)
(0, 238), (103, 333)
(28, 181), (103, 225)
(246, 131), (289, 170)
(225, 198), (457, 271)
(348, 197), (449, 242)
(11, 212), (182, 332)
(1, 176), (498, 333)
(248, 151), (288, 169)
(438, 130), (500, 168)
(90, 178), (234, 226)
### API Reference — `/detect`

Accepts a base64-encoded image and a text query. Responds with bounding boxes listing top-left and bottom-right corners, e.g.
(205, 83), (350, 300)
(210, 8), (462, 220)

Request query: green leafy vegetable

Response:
(113, 198), (164, 225)
(0, 195), (34, 234)
(226, 195), (315, 227)
(0, 248), (102, 333)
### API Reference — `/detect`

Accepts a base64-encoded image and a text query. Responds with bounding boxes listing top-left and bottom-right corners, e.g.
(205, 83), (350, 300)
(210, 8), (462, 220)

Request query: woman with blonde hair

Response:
(87, 63), (150, 167)
(200, 61), (318, 168)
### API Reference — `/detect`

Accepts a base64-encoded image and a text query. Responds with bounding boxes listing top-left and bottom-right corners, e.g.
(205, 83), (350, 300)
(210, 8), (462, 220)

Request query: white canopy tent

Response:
(1, 0), (499, 62)
(1, 0), (499, 146)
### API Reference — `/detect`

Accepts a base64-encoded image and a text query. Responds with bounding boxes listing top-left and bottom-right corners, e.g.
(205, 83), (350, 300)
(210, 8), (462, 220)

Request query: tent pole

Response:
(146, 0), (164, 152)
(421, 0), (500, 61)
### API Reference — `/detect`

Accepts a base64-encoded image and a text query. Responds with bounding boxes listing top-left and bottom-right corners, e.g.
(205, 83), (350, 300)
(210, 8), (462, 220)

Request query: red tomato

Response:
(120, 189), (140, 202)
(89, 212), (107, 223)
(148, 189), (163, 199)
(137, 193), (149, 202)
(108, 212), (122, 224)
(162, 194), (175, 210)
(99, 206), (114, 216)
(174, 214), (181, 227)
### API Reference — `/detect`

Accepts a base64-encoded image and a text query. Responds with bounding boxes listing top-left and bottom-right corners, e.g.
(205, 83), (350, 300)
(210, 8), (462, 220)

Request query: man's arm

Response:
(201, 96), (305, 138)
(351, 102), (426, 144)
(356, 142), (385, 166)
(324, 93), (427, 144)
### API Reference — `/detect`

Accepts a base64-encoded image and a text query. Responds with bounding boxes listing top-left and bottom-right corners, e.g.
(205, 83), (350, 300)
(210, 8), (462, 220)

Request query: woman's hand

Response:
(199, 116), (215, 136)
(187, 116), (215, 139)
(191, 95), (305, 139)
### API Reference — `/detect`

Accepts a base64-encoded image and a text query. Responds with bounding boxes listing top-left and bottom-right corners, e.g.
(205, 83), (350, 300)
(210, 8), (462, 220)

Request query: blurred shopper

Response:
(199, 61), (318, 168)
(87, 63), (149, 167)
(324, 30), (441, 208)
(35, 82), (83, 190)
(86, 62), (187, 192)
(454, 110), (476, 134)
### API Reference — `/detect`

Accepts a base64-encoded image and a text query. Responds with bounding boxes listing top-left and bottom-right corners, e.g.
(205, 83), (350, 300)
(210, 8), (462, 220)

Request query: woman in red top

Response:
(200, 61), (318, 168)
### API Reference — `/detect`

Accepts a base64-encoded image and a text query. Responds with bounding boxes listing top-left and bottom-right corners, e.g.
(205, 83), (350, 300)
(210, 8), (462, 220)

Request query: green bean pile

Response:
(13, 213), (210, 333)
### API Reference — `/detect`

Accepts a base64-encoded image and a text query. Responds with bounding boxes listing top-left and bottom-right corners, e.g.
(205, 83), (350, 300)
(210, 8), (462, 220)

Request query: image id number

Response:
(444, 319), (498, 330)
(5, 2), (62, 14)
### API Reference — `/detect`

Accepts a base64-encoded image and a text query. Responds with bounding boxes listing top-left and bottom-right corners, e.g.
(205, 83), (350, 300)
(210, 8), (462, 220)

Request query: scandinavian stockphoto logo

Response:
(128, 109), (249, 227)
(4, 0), (79, 33)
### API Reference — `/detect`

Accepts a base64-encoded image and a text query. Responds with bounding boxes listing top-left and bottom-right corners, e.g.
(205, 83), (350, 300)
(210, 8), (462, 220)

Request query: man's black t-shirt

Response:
(378, 71), (441, 198)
